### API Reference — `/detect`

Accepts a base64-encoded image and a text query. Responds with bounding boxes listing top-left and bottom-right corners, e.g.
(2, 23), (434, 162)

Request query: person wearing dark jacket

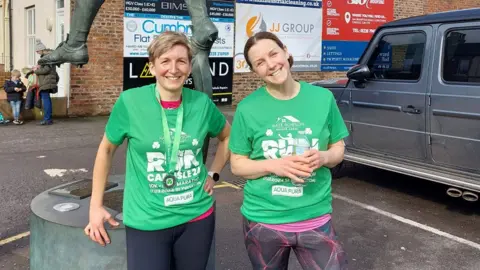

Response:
(34, 40), (58, 125)
(3, 69), (27, 125)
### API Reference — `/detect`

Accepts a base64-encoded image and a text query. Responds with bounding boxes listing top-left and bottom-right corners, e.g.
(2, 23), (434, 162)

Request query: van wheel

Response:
(330, 161), (344, 179)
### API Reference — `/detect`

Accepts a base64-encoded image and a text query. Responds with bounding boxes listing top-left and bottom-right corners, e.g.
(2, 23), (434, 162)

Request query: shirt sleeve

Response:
(228, 107), (253, 156)
(105, 94), (130, 145)
(207, 98), (227, 138)
(328, 93), (350, 145)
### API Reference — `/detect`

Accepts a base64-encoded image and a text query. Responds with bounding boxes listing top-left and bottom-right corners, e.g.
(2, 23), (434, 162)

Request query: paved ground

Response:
(0, 110), (479, 270)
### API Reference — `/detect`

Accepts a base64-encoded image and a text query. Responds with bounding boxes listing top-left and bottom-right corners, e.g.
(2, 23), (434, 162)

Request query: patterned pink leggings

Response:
(243, 217), (349, 270)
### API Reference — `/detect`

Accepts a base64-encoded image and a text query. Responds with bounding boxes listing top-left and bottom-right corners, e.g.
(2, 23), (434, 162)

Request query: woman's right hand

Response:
(84, 206), (119, 246)
(267, 156), (313, 184)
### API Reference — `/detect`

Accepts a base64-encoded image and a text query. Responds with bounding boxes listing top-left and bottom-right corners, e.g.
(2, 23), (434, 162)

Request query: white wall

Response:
(11, 0), (55, 70)
(1, 1), (11, 70)
(11, 0), (71, 98)
(0, 3), (6, 64)
(0, 4), (4, 64)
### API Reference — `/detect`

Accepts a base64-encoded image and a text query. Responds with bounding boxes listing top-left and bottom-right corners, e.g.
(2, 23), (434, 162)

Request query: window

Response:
(443, 28), (480, 83)
(26, 7), (36, 66)
(56, 0), (65, 9)
(367, 32), (426, 81)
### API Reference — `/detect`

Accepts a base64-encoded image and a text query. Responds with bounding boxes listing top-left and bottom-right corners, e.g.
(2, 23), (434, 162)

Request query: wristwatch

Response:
(208, 171), (220, 182)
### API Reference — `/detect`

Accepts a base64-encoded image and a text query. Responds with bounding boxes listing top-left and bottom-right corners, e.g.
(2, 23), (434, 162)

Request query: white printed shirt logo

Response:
(262, 116), (318, 195)
(262, 116), (317, 159)
(272, 185), (303, 197)
(146, 149), (201, 178)
(276, 116), (300, 123)
(164, 191), (194, 206)
(146, 129), (203, 196)
(168, 128), (190, 143)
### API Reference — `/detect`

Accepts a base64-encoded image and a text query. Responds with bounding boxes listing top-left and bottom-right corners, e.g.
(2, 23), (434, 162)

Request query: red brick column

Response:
(68, 0), (124, 117)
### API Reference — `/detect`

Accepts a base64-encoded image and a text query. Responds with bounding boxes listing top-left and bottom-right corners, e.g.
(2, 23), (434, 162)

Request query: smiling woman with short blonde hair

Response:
(84, 31), (231, 270)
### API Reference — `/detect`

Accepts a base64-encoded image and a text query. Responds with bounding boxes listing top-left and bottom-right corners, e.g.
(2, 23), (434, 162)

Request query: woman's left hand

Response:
(302, 149), (330, 170)
(204, 176), (216, 196)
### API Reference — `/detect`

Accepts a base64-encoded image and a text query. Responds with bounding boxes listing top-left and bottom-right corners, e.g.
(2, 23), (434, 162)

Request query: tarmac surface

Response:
(0, 109), (479, 270)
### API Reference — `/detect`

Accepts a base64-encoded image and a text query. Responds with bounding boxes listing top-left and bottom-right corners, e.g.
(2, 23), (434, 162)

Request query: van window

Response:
(367, 32), (426, 81)
(443, 28), (480, 83)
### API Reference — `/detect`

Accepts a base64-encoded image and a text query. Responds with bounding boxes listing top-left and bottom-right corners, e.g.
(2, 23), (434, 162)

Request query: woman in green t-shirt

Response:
(229, 31), (350, 269)
(83, 31), (231, 270)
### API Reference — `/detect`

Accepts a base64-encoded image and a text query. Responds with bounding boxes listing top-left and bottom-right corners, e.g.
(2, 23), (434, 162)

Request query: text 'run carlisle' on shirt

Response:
(105, 84), (226, 230)
(229, 81), (349, 224)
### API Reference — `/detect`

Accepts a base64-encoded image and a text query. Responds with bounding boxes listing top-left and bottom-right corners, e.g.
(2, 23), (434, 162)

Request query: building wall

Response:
(0, 0), (72, 119)
(0, 3), (5, 69)
(0, 0), (12, 71)
(425, 0), (480, 13)
(68, 0), (124, 116)
(7, 0), (71, 98)
(11, 0), (57, 70)
(65, 0), (480, 116)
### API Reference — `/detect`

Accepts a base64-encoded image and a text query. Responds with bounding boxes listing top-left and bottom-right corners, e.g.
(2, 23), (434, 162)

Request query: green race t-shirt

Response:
(105, 84), (226, 230)
(229, 81), (349, 224)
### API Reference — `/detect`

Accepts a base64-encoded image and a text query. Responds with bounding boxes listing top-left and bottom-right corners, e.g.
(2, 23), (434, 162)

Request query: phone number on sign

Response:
(125, 7), (155, 12)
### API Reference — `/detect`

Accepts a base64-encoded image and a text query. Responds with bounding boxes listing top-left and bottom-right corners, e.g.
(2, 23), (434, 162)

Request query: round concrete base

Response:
(29, 175), (216, 269)
(30, 175), (127, 270)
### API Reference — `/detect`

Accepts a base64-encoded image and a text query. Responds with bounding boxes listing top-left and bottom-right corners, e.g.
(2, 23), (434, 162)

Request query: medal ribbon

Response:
(156, 88), (184, 175)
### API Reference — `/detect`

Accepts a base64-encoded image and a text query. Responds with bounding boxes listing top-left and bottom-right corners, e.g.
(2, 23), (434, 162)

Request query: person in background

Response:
(229, 31), (350, 270)
(84, 31), (231, 270)
(22, 67), (40, 111)
(34, 39), (58, 125)
(22, 67), (38, 90)
(3, 69), (27, 125)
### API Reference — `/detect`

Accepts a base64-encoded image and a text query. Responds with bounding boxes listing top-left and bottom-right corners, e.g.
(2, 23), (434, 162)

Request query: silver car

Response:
(313, 8), (480, 202)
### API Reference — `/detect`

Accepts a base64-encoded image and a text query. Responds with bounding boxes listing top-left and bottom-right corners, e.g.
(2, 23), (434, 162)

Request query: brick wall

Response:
(425, 0), (480, 14)
(395, 0), (425, 20)
(232, 71), (346, 104)
(68, 0), (124, 116)
(69, 0), (479, 114)
(232, 0), (429, 106)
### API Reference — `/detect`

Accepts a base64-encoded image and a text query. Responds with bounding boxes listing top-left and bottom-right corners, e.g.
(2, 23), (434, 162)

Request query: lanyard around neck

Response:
(155, 88), (184, 174)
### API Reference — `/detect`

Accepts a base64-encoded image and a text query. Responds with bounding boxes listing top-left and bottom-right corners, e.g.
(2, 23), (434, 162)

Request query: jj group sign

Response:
(234, 0), (323, 72)
(234, 0), (394, 72)
(123, 0), (235, 105)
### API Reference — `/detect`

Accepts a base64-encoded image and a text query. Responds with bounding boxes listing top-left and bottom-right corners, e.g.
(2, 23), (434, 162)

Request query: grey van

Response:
(312, 8), (480, 202)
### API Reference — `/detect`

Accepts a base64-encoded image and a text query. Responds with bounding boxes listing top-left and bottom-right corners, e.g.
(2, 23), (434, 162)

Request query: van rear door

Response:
(429, 23), (480, 173)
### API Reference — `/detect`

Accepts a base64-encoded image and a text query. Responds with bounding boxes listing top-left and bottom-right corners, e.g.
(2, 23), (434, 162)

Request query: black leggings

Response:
(125, 211), (215, 270)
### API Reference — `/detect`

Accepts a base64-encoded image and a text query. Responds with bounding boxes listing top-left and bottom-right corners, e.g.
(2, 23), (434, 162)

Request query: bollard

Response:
(30, 175), (216, 269)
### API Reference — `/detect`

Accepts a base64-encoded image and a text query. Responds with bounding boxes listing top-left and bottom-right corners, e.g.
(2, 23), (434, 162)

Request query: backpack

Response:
(49, 71), (59, 94)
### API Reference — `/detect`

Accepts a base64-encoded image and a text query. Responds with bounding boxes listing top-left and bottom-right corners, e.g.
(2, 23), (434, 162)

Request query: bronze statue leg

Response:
(38, 0), (105, 67)
(185, 0), (218, 97)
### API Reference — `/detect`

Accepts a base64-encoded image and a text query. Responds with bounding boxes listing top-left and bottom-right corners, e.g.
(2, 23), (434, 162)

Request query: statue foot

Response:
(38, 41), (89, 68)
